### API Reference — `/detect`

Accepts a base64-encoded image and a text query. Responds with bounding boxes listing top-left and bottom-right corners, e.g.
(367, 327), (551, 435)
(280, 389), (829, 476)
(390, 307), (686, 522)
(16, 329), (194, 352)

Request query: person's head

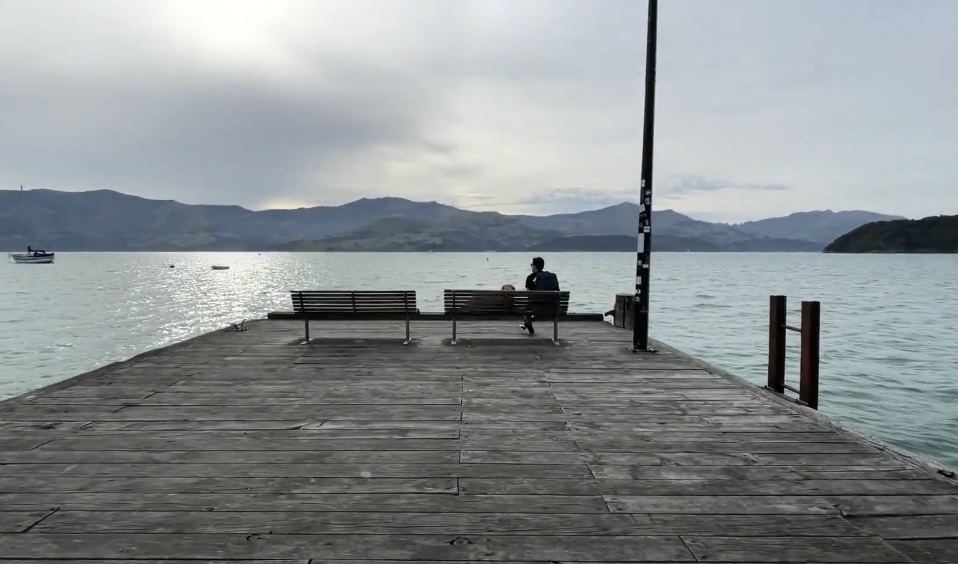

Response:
(531, 257), (545, 273)
(501, 284), (515, 292)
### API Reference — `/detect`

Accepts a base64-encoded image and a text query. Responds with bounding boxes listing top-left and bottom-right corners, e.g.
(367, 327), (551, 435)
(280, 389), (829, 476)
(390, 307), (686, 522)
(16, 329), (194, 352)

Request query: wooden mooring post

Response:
(767, 295), (822, 409)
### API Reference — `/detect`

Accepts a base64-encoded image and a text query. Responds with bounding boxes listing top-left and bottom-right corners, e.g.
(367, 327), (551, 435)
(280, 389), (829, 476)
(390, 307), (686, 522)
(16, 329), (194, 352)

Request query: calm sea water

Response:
(2, 252), (956, 468)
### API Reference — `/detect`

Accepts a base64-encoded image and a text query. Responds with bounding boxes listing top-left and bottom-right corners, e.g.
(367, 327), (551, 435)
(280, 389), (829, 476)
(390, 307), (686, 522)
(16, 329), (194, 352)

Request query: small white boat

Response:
(9, 246), (54, 264)
(211, 265), (230, 270)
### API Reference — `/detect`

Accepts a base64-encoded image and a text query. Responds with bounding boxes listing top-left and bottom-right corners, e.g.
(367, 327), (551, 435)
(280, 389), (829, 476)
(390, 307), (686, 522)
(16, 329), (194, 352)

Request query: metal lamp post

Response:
(633, 0), (658, 352)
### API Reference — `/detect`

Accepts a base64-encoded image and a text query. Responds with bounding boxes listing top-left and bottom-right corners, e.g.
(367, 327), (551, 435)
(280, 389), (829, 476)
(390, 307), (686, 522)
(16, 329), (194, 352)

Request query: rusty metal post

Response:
(767, 295), (787, 393)
(799, 300), (821, 410)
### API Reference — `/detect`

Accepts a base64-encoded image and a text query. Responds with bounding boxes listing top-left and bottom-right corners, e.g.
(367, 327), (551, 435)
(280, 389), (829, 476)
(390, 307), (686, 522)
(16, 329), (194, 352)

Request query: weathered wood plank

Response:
(589, 465), (804, 480)
(0, 421), (90, 432)
(71, 428), (461, 440)
(591, 465), (927, 481)
(461, 450), (910, 467)
(461, 478), (956, 496)
(32, 511), (639, 535)
(568, 420), (832, 433)
(547, 382), (745, 391)
(887, 538), (958, 563)
(605, 494), (958, 515)
(794, 468), (933, 480)
(0, 450), (461, 464)
(81, 420), (476, 432)
(0, 463), (592, 478)
(328, 420), (570, 431)
(78, 419), (569, 433)
(33, 394), (466, 406)
(0, 511), (48, 533)
(461, 429), (852, 443)
(636, 514), (871, 537)
(0, 438), (50, 451)
(0, 493), (612, 513)
(0, 561), (306, 564)
(565, 406), (785, 417)
(848, 514), (958, 539)
(573, 439), (877, 454)
(0, 476), (457, 494)
(681, 536), (910, 563)
(0, 533), (696, 561)
(1, 405), (466, 421)
(167, 382), (465, 391)
(36, 437), (579, 452)
(464, 413), (709, 423)
(755, 453), (914, 467)
(463, 451), (765, 466)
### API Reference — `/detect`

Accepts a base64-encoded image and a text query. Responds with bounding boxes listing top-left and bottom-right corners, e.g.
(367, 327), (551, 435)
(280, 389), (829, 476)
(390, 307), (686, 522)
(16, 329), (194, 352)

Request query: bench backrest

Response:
(290, 290), (417, 314)
(443, 289), (570, 316)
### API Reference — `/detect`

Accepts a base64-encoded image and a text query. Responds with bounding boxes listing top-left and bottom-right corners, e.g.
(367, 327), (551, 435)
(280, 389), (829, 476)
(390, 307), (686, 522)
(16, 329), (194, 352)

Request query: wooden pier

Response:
(1, 318), (957, 562)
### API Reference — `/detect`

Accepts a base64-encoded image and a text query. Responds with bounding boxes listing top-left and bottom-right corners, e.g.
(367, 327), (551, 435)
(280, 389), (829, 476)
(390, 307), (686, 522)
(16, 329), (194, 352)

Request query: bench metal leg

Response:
(304, 318), (310, 343)
(553, 316), (559, 345)
(404, 315), (411, 345)
(451, 316), (457, 346)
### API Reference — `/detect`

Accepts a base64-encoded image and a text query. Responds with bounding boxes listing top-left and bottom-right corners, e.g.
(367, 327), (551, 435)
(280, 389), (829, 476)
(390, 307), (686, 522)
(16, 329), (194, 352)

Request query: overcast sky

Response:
(0, 0), (954, 221)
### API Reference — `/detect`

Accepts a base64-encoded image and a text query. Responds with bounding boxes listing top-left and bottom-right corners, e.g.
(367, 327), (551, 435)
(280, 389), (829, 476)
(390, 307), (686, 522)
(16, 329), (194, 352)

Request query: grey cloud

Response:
(0, 42), (443, 207)
(0, 0), (643, 209)
(0, 0), (956, 220)
(665, 176), (792, 196)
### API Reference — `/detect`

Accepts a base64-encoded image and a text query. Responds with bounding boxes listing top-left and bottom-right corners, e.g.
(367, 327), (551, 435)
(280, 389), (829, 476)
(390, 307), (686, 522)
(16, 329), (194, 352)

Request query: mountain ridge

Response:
(733, 209), (905, 245)
(0, 188), (896, 252)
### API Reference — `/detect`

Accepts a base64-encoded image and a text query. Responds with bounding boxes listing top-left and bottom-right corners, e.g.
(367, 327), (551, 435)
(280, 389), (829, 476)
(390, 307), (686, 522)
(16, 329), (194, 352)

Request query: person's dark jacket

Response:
(524, 271), (561, 317)
(525, 272), (537, 291)
(527, 271), (560, 292)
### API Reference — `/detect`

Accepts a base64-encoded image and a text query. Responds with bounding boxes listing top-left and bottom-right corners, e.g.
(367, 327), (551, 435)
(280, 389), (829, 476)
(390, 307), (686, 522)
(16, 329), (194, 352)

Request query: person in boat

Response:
(521, 256), (561, 335)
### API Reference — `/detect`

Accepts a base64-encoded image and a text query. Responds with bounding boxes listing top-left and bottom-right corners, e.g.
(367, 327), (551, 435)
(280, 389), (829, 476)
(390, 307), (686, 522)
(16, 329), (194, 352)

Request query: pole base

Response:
(629, 345), (658, 353)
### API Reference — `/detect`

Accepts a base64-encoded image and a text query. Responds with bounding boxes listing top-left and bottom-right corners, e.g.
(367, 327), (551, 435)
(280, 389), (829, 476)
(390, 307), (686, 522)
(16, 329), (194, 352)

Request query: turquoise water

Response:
(1, 252), (956, 468)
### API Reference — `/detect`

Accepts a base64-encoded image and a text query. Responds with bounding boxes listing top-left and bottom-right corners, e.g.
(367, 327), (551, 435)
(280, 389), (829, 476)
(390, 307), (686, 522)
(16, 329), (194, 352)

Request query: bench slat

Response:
(290, 290), (416, 297)
(293, 299), (413, 305)
(290, 290), (417, 315)
(292, 306), (414, 310)
(442, 289), (570, 316)
(293, 295), (413, 299)
(292, 301), (414, 305)
(441, 296), (571, 302)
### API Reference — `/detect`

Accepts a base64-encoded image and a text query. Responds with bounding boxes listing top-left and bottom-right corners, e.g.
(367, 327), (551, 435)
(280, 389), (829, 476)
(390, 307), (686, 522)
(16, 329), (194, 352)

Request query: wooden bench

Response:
(443, 289), (570, 345)
(290, 290), (418, 344)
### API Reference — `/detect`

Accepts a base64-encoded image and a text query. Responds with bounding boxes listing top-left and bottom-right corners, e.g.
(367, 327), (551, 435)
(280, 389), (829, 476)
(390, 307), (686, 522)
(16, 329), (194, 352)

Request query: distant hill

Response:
(0, 187), (875, 252)
(517, 204), (770, 246)
(530, 234), (715, 252)
(735, 210), (904, 245)
(0, 189), (470, 251)
(276, 215), (567, 252)
(824, 215), (958, 253)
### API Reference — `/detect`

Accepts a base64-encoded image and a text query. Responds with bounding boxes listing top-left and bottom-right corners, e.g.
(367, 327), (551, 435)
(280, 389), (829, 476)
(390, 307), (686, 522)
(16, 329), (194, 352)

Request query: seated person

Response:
(521, 256), (560, 335)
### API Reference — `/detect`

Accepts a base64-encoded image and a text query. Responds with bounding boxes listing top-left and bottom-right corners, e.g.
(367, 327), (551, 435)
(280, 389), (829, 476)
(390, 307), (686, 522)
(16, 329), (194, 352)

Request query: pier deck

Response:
(1, 319), (956, 562)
